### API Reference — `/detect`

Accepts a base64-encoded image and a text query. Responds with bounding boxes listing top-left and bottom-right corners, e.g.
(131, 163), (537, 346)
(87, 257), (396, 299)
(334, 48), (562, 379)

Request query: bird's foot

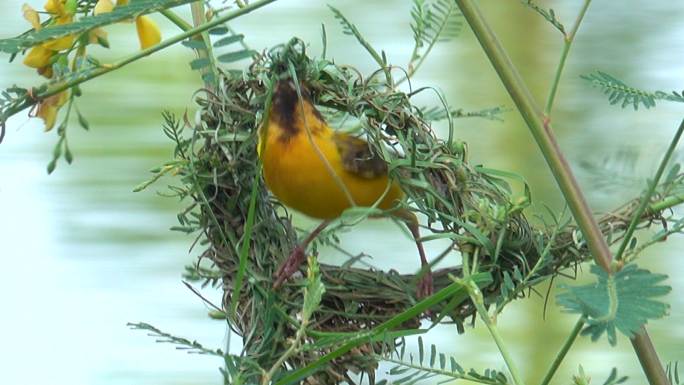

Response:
(273, 245), (307, 289)
(416, 270), (434, 299)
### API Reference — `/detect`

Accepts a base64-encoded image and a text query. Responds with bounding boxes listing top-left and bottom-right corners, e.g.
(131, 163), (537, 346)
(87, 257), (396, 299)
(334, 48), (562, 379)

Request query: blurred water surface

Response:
(1, 1), (683, 384)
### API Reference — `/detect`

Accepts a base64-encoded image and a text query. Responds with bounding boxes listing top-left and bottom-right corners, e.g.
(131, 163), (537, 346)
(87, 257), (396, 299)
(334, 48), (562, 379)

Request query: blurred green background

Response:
(0, 1), (682, 384)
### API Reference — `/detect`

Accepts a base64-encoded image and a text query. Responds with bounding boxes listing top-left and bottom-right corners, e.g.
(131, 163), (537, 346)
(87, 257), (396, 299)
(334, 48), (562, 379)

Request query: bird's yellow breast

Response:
(258, 84), (403, 220)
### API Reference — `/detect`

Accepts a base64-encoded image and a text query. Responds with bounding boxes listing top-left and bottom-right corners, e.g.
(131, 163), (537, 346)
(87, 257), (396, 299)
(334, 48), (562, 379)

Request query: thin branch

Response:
(544, 0), (592, 115)
(454, 2), (670, 385)
(540, 316), (585, 385)
(615, 118), (684, 260)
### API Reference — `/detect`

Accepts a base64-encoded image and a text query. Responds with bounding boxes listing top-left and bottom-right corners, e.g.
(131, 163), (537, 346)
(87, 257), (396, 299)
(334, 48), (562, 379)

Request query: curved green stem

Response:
(454, 2), (669, 385)
(544, 0), (592, 115)
(465, 278), (526, 385)
(540, 317), (585, 385)
(160, 8), (192, 30)
(615, 118), (684, 260)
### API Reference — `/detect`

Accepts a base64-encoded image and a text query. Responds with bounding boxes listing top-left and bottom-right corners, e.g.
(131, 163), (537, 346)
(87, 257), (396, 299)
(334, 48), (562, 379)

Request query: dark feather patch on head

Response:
(271, 81), (299, 135)
(271, 81), (327, 141)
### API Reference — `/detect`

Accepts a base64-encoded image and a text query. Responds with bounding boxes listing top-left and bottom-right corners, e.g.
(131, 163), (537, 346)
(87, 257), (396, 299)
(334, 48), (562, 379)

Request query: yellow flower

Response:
(135, 16), (162, 49)
(96, 0), (162, 50)
(94, 0), (114, 15)
(22, 4), (42, 30)
(36, 91), (70, 131)
(43, 0), (65, 15)
(23, 45), (54, 68)
(43, 14), (75, 51)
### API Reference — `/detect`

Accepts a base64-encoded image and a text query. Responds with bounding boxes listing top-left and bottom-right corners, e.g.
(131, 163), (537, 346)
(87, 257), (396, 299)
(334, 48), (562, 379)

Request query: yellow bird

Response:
(258, 80), (433, 298)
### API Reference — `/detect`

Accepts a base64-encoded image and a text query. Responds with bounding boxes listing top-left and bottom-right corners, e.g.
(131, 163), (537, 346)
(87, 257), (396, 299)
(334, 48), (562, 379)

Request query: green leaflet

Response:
(0, 0), (197, 54)
(557, 264), (671, 346)
(378, 335), (508, 385)
(410, 0), (464, 49)
(302, 257), (325, 323)
(581, 70), (684, 110)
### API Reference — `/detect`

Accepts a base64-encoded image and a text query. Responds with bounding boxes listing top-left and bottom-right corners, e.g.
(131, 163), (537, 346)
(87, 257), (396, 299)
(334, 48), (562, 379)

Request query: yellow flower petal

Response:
(94, 0), (114, 15)
(43, 15), (74, 51)
(44, 0), (64, 15)
(23, 45), (54, 68)
(135, 16), (161, 49)
(22, 3), (42, 31)
(36, 91), (69, 131)
(38, 105), (58, 130)
(43, 35), (74, 51)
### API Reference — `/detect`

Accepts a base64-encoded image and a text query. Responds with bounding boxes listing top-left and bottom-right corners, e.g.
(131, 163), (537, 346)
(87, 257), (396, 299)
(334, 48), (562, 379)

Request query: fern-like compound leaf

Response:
(520, 0), (565, 35)
(582, 71), (684, 110)
(379, 337), (508, 385)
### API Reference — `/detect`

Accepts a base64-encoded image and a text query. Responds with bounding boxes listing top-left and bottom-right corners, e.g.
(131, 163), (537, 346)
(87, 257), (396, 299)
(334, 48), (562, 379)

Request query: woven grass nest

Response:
(167, 39), (668, 383)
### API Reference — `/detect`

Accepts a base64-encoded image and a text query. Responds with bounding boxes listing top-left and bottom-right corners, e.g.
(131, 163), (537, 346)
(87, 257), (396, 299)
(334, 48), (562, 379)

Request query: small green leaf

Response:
(301, 256), (325, 322)
(213, 34), (244, 47)
(181, 39), (206, 50)
(208, 26), (229, 35)
(46, 159), (57, 174)
(64, 147), (73, 164)
(201, 72), (217, 86)
(190, 58), (210, 70)
(216, 50), (255, 63)
(77, 109), (89, 130)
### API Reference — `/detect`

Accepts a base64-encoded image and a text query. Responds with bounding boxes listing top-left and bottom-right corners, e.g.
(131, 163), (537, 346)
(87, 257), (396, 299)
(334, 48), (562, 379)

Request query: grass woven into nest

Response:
(164, 39), (674, 383)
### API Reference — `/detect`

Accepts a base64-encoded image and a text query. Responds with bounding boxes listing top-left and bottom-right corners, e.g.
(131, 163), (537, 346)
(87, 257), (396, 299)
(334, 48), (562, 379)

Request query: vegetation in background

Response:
(0, 0), (682, 384)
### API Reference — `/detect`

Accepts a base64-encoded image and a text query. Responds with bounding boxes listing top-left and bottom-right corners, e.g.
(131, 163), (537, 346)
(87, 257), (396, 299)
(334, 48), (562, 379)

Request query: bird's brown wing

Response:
(332, 132), (388, 179)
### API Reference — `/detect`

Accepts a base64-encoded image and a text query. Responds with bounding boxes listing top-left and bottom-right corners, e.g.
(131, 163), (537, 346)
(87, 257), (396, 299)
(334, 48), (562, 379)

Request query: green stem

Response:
(465, 278), (526, 385)
(615, 118), (684, 260)
(263, 323), (306, 385)
(455, 0), (612, 272)
(230, 168), (260, 318)
(649, 192), (684, 213)
(1, 0), (277, 123)
(544, 0), (592, 115)
(539, 317), (585, 385)
(454, 2), (669, 385)
(160, 8), (192, 30)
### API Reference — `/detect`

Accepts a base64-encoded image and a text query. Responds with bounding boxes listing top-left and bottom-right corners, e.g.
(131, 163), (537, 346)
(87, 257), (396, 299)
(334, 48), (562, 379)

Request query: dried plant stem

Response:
(454, 1), (669, 385)
(190, 1), (218, 88)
